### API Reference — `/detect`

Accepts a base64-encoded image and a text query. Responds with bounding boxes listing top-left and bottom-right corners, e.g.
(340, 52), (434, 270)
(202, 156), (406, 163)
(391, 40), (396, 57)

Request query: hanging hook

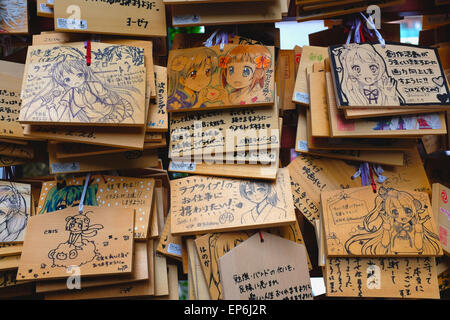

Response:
(78, 173), (91, 214)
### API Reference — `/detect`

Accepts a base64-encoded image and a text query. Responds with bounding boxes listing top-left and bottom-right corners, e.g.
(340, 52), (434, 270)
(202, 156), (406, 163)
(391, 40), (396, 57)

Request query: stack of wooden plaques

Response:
(296, 0), (405, 22)
(292, 42), (450, 167)
(157, 168), (314, 300)
(167, 42), (281, 180)
(16, 34), (169, 175)
(6, 172), (179, 300)
(0, 61), (41, 168)
(167, 0), (286, 28)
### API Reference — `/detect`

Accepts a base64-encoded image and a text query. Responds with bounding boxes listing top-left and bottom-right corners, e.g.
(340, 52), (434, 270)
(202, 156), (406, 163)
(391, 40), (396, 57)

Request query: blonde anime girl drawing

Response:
(344, 187), (441, 255)
(334, 44), (404, 106)
(168, 48), (227, 110)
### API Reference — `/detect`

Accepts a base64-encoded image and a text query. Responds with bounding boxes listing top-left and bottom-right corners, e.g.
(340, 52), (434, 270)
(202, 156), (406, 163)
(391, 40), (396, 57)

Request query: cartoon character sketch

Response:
(21, 59), (140, 124)
(335, 44), (404, 106)
(39, 184), (98, 214)
(0, 0), (26, 32)
(48, 210), (104, 268)
(344, 187), (441, 255)
(220, 45), (272, 105)
(0, 184), (28, 242)
(168, 48), (226, 110)
(372, 113), (441, 131)
(239, 181), (287, 224)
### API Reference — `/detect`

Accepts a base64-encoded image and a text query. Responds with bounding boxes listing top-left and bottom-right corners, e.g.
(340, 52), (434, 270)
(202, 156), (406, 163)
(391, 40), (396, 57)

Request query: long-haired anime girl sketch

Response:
(21, 59), (140, 124)
(344, 187), (441, 255)
(334, 44), (404, 106)
(220, 45), (272, 105)
(0, 183), (28, 242)
(168, 47), (226, 110)
(239, 181), (286, 224)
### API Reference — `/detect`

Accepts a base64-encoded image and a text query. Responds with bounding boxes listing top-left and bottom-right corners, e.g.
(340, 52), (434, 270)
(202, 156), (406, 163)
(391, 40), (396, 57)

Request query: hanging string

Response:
(368, 166), (377, 193)
(204, 30), (228, 51)
(345, 22), (355, 44)
(85, 40), (91, 66)
(258, 231), (264, 243)
(360, 12), (385, 48)
(351, 166), (362, 180)
(78, 173), (91, 214)
(218, 32), (228, 52)
(354, 19), (362, 44)
(372, 164), (387, 183)
(203, 29), (219, 47)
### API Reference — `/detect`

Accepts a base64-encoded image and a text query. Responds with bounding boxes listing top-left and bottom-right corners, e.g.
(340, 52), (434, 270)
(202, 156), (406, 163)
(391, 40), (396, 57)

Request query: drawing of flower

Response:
(219, 56), (230, 69)
(254, 55), (271, 69)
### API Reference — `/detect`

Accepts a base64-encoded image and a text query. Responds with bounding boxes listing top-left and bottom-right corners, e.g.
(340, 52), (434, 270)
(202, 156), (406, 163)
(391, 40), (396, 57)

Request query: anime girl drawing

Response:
(0, 184), (28, 242)
(220, 45), (272, 105)
(168, 48), (226, 110)
(335, 44), (404, 106)
(344, 187), (441, 255)
(239, 181), (286, 224)
(21, 59), (140, 124)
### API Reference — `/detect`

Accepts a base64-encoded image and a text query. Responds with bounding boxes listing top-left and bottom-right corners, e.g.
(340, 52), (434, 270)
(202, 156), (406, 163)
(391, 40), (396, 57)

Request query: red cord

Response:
(85, 40), (91, 66)
(259, 231), (264, 243)
(369, 165), (376, 193)
(360, 23), (365, 43)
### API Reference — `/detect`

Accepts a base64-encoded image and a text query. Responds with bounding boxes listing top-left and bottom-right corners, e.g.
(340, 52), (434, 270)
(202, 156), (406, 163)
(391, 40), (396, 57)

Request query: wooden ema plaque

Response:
(195, 220), (311, 300)
(0, 181), (31, 244)
(432, 183), (450, 255)
(147, 66), (168, 132)
(169, 104), (279, 158)
(324, 257), (440, 299)
(19, 42), (146, 127)
(23, 125), (146, 150)
(171, 0), (282, 27)
(47, 144), (159, 175)
(326, 73), (447, 138)
(295, 107), (417, 153)
(167, 44), (275, 112)
(0, 62), (28, 140)
(35, 241), (149, 293)
(157, 211), (182, 260)
(292, 46), (329, 105)
(37, 175), (155, 240)
(53, 0), (166, 37)
(329, 42), (450, 109)
(170, 168), (296, 235)
(42, 240), (157, 299)
(219, 232), (312, 300)
(287, 147), (432, 224)
(321, 186), (443, 257)
(17, 206), (134, 280)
